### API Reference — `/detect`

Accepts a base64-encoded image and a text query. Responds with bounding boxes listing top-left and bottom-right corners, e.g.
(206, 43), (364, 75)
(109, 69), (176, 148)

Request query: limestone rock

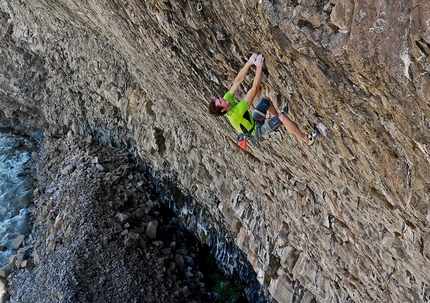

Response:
(330, 0), (355, 32)
(1, 1), (430, 302)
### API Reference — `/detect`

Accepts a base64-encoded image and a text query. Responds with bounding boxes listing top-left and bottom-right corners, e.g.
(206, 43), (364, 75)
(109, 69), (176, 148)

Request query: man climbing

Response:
(208, 53), (319, 149)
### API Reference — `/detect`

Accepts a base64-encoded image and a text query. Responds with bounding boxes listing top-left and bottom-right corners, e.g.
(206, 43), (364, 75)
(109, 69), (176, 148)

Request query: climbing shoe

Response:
(307, 127), (320, 146)
(281, 100), (289, 115)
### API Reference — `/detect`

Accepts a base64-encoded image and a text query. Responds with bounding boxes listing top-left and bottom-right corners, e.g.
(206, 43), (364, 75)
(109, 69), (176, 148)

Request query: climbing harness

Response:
(237, 124), (256, 150)
(296, 137), (394, 303)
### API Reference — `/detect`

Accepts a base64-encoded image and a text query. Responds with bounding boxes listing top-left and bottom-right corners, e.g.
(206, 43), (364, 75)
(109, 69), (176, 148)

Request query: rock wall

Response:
(1, 1), (430, 302)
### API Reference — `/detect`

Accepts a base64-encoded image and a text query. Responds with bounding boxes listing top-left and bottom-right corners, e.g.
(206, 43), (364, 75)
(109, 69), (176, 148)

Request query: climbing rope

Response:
(295, 136), (394, 303)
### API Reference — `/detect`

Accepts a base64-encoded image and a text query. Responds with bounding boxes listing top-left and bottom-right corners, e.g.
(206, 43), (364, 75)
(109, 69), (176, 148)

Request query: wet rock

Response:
(0, 277), (6, 299)
(0, 261), (15, 278)
(11, 235), (25, 250)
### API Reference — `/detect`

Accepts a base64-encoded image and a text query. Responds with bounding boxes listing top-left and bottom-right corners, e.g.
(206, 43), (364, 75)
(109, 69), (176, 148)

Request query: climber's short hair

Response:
(208, 99), (226, 116)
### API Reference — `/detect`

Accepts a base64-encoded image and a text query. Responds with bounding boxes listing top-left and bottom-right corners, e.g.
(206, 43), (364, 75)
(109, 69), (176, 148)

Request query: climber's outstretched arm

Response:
(244, 54), (264, 106)
(228, 53), (258, 95)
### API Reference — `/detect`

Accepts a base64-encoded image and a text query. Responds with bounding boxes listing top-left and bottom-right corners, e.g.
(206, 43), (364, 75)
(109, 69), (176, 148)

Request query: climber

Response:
(208, 53), (319, 149)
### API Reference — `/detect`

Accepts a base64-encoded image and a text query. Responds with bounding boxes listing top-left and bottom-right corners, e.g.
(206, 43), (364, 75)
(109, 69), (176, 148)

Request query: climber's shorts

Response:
(252, 97), (270, 122)
(252, 97), (283, 141)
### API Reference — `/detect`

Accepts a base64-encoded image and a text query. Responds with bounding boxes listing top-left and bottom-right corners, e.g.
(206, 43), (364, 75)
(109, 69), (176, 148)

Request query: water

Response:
(0, 131), (35, 265)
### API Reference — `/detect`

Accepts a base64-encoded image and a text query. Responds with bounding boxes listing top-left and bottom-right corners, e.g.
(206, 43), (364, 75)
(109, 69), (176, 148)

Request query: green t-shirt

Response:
(224, 92), (255, 135)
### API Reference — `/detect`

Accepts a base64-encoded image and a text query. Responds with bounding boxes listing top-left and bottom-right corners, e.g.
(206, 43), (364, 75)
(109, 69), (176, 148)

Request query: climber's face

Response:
(214, 98), (229, 112)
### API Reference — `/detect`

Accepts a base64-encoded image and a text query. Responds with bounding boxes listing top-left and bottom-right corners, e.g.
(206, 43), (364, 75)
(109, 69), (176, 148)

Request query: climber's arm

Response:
(228, 53), (258, 95)
(244, 54), (264, 106)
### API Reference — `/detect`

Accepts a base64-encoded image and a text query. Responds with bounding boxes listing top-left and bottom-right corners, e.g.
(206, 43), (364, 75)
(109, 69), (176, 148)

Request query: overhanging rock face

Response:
(1, 1), (430, 302)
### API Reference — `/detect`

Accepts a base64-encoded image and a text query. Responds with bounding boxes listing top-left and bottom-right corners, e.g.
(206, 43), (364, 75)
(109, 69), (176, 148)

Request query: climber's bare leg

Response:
(265, 96), (278, 116)
(279, 113), (309, 143)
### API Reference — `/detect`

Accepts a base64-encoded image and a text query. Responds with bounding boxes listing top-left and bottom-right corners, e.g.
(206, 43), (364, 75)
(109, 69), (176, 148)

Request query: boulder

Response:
(11, 235), (25, 250)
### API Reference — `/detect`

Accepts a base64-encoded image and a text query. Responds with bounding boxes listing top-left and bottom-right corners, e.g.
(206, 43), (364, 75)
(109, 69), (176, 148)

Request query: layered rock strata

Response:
(1, 1), (430, 302)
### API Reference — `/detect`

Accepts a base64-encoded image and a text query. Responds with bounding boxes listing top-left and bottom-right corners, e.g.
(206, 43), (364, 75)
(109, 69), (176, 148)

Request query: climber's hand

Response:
(254, 54), (264, 67)
(248, 53), (258, 65)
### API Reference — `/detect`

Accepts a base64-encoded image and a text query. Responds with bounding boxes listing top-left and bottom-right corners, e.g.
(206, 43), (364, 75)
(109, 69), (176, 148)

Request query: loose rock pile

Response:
(5, 132), (228, 303)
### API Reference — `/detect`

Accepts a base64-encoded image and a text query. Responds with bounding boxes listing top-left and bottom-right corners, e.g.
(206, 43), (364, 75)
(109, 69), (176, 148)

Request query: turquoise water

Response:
(0, 131), (35, 265)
